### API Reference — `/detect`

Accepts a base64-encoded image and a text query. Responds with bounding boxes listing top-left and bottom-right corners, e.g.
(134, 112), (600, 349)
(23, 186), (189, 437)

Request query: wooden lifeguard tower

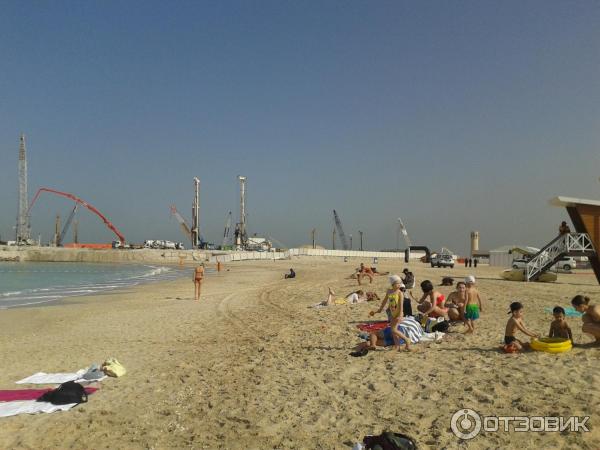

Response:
(540, 196), (600, 284)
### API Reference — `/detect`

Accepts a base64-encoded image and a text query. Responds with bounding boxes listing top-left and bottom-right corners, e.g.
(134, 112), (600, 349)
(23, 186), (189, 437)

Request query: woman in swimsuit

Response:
(194, 264), (205, 302)
(444, 281), (467, 321)
(571, 295), (600, 344)
(414, 280), (448, 319)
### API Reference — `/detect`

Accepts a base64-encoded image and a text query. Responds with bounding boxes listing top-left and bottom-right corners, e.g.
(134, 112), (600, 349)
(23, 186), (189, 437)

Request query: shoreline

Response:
(0, 261), (192, 310)
(0, 259), (599, 449)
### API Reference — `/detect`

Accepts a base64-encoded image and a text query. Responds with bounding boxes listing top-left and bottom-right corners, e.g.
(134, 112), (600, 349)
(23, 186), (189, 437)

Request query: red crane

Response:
(27, 188), (126, 245)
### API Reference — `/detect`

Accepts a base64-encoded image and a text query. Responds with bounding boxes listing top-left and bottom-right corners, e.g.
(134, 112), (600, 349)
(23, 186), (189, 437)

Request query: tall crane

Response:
(398, 217), (412, 248)
(332, 210), (350, 250)
(57, 204), (78, 246)
(397, 217), (432, 263)
(170, 205), (192, 243)
(222, 211), (232, 247)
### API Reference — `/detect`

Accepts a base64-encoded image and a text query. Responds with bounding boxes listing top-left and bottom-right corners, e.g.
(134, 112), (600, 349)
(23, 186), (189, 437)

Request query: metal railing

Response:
(526, 233), (595, 281)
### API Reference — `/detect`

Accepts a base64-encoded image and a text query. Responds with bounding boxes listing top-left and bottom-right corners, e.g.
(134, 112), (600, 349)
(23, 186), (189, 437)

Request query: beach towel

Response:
(357, 321), (388, 333)
(0, 387), (97, 402)
(0, 400), (80, 418)
(16, 369), (107, 385)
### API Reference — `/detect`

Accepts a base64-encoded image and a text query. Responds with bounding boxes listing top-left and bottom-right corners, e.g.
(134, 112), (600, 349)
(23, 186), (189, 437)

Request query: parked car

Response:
(512, 256), (576, 271)
(430, 254), (455, 268)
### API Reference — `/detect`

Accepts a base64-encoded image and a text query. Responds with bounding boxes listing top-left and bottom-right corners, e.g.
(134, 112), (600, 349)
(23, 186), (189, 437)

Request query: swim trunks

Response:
(465, 304), (480, 320)
(504, 335), (516, 345)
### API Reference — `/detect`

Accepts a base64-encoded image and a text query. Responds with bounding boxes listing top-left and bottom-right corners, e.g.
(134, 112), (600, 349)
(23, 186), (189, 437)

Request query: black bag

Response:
(363, 431), (418, 450)
(37, 381), (88, 405)
(432, 320), (449, 333)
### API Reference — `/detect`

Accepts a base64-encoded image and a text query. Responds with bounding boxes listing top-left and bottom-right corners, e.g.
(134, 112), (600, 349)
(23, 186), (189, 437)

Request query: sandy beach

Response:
(0, 258), (599, 449)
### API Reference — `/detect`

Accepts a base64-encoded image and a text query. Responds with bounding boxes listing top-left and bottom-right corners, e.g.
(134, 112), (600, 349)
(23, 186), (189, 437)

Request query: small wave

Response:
(139, 266), (172, 278)
(0, 263), (186, 309)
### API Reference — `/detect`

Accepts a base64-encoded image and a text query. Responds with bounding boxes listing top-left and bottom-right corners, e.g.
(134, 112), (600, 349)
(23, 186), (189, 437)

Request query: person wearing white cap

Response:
(370, 275), (405, 322)
(464, 275), (483, 333)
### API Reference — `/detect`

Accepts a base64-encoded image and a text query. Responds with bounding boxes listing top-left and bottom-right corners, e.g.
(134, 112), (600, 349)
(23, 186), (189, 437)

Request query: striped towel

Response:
(397, 316), (423, 344)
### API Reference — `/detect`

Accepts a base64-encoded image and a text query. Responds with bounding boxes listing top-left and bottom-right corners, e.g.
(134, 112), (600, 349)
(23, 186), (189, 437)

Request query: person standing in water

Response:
(194, 264), (205, 301)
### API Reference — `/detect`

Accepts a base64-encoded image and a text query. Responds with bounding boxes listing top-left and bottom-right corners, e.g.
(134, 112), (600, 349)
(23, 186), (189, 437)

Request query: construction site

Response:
(3, 134), (600, 287)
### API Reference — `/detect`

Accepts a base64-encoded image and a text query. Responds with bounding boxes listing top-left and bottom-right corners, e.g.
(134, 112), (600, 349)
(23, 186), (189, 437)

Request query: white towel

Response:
(420, 331), (445, 343)
(0, 400), (78, 417)
(15, 369), (91, 385)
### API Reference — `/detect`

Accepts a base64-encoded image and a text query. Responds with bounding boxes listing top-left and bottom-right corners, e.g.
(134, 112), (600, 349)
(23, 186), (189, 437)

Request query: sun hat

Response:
(465, 275), (476, 284)
(389, 275), (404, 287)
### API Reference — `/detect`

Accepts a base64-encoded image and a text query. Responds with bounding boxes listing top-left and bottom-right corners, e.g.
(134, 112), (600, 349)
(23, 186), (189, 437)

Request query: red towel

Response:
(0, 387), (98, 402)
(357, 321), (388, 332)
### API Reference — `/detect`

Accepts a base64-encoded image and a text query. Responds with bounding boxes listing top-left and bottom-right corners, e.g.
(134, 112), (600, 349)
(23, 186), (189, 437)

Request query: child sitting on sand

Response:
(505, 301), (539, 350)
(548, 306), (573, 341)
(464, 275), (482, 333)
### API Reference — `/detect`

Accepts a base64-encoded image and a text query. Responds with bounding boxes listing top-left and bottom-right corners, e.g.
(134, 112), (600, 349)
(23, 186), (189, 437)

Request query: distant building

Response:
(489, 245), (540, 267)
(246, 236), (272, 251)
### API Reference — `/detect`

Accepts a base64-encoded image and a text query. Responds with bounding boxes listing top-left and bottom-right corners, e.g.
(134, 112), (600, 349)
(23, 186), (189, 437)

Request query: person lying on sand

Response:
(444, 281), (466, 322)
(353, 316), (423, 353)
(505, 301), (539, 350)
(370, 267), (390, 276)
(548, 306), (573, 341)
(571, 295), (600, 344)
(317, 288), (379, 306)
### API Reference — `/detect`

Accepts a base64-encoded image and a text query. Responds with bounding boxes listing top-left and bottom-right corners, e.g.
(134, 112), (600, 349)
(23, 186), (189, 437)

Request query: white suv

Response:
(430, 254), (455, 268)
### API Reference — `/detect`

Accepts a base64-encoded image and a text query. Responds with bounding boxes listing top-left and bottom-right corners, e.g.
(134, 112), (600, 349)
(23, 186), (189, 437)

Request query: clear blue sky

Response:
(1, 1), (599, 253)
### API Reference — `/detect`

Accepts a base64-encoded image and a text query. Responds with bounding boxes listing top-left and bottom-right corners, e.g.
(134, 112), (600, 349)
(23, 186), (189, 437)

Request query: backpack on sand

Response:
(36, 381), (88, 405)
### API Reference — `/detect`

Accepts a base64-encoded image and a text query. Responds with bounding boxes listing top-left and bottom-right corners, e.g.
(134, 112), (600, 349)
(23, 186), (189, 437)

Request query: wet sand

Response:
(0, 259), (599, 449)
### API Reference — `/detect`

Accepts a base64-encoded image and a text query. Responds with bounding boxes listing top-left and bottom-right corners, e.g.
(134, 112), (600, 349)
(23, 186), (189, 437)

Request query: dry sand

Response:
(0, 258), (599, 449)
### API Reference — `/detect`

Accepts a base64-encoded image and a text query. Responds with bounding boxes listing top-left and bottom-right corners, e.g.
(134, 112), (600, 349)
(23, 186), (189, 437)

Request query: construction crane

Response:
(57, 204), (78, 246)
(28, 187), (126, 245)
(170, 205), (192, 244)
(332, 210), (350, 250)
(398, 217), (431, 263)
(398, 217), (412, 248)
(222, 211), (232, 247)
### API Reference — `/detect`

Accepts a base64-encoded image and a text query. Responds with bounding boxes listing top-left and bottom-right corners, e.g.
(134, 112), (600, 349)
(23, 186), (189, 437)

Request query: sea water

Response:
(0, 262), (190, 309)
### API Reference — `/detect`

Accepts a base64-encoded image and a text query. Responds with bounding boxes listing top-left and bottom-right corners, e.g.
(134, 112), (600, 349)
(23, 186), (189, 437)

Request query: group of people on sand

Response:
(349, 272), (484, 354)
(347, 268), (600, 355)
(504, 295), (600, 350)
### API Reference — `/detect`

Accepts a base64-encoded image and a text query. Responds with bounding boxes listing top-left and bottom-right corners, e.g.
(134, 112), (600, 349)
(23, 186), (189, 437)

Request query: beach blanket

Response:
(357, 321), (388, 333)
(0, 400), (80, 418)
(16, 369), (106, 385)
(0, 387), (97, 402)
(544, 307), (582, 317)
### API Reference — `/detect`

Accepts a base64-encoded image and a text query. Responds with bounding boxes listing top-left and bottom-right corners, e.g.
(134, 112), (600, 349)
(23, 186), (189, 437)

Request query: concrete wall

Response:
(290, 248), (425, 260)
(0, 245), (420, 265)
(0, 246), (210, 265)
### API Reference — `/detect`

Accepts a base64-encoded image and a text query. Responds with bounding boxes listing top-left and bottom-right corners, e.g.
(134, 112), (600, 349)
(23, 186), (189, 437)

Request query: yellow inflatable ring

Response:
(531, 338), (572, 353)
